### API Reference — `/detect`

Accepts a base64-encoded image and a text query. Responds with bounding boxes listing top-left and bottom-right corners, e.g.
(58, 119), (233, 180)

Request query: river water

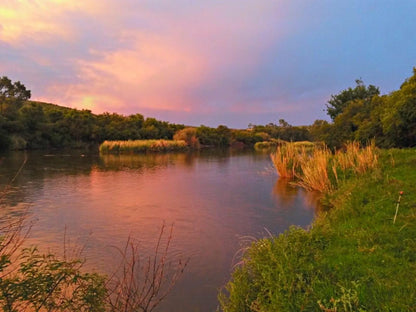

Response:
(0, 149), (317, 311)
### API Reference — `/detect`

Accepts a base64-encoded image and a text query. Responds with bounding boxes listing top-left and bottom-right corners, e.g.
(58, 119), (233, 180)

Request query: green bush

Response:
(0, 247), (106, 312)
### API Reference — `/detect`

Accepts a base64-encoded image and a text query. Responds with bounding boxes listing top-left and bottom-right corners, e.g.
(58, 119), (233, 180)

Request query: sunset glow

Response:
(1, 0), (416, 127)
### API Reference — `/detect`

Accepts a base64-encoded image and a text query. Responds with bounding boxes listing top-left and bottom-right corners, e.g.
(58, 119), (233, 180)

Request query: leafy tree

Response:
(0, 76), (31, 118)
(19, 102), (45, 131)
(61, 110), (96, 143)
(309, 119), (331, 143)
(196, 125), (232, 147)
(251, 121), (309, 142)
(325, 69), (416, 148)
(379, 68), (416, 147)
(231, 130), (268, 146)
(278, 119), (290, 128)
(326, 79), (379, 120)
(0, 115), (11, 151)
(216, 125), (232, 146)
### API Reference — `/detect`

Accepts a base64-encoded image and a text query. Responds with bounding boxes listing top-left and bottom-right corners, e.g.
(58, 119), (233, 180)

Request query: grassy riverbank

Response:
(219, 148), (416, 311)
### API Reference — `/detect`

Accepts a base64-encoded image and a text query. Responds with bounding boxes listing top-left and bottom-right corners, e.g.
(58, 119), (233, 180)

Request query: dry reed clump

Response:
(333, 141), (378, 175)
(295, 147), (333, 192)
(270, 141), (379, 192)
(99, 140), (188, 154)
(270, 143), (300, 178)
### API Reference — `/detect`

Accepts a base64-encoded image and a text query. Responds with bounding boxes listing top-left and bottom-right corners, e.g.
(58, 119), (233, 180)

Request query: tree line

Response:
(0, 76), (310, 151)
(1, 67), (415, 151)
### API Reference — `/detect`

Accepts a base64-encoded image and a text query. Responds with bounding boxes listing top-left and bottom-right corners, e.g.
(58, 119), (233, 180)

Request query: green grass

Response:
(219, 148), (416, 311)
(99, 139), (188, 153)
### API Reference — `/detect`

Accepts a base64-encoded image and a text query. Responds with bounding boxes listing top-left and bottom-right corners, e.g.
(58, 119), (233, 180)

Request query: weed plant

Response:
(219, 148), (416, 311)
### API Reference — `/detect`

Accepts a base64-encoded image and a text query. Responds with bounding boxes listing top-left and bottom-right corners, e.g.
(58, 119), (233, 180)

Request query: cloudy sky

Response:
(1, 0), (415, 128)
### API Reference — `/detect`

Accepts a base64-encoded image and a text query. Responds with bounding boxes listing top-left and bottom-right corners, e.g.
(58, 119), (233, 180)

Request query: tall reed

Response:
(270, 141), (378, 192)
(270, 143), (299, 178)
(295, 147), (333, 192)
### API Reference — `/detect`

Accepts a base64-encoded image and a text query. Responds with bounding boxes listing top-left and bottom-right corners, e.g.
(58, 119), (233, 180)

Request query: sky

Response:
(1, 0), (416, 128)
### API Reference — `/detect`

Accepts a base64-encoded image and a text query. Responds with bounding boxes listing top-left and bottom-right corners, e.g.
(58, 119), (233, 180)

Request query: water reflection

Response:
(0, 150), (317, 312)
(98, 152), (196, 172)
(272, 177), (321, 211)
(272, 177), (299, 206)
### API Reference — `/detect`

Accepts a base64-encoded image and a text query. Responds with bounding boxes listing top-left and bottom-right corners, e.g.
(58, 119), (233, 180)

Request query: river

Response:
(0, 149), (318, 311)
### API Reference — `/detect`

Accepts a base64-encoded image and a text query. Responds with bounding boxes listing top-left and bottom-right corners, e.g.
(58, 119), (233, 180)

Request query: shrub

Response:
(173, 127), (200, 149)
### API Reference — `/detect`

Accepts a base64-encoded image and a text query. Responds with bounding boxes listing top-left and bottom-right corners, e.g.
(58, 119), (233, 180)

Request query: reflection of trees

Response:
(1, 151), (95, 180)
(0, 151), (95, 209)
(98, 149), (252, 172)
(98, 153), (196, 172)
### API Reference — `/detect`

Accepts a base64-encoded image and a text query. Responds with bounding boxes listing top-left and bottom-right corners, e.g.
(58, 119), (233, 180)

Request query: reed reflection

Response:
(98, 152), (196, 172)
(272, 177), (320, 211)
(272, 177), (298, 207)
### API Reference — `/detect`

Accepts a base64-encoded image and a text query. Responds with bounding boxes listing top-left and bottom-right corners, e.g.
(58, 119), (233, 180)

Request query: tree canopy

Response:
(314, 69), (416, 148)
(0, 76), (31, 116)
(326, 79), (379, 121)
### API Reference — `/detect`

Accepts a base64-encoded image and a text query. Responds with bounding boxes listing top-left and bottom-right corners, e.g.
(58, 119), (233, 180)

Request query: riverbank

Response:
(219, 148), (416, 311)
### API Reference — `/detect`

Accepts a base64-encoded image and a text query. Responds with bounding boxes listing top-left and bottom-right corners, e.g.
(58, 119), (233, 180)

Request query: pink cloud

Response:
(1, 0), (330, 127)
(32, 2), (287, 118)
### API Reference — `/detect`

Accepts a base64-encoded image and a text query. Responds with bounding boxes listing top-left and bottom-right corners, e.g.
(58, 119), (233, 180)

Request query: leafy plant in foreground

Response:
(0, 247), (107, 312)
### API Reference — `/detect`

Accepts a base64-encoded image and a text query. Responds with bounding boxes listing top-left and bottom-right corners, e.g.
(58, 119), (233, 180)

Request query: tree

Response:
(0, 76), (31, 117)
(278, 119), (290, 128)
(326, 79), (379, 120)
(379, 68), (416, 147)
(309, 119), (331, 143)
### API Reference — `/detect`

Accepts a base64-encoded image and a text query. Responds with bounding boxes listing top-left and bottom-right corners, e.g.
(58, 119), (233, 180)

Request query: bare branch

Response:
(107, 223), (189, 312)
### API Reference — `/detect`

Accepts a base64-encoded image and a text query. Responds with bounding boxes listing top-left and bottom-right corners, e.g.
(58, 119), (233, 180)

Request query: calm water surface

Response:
(0, 150), (318, 311)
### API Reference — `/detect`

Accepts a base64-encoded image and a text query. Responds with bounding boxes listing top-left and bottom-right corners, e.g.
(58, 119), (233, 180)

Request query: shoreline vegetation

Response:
(219, 146), (416, 311)
(1, 68), (416, 153)
(99, 139), (188, 153)
(270, 141), (378, 192)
